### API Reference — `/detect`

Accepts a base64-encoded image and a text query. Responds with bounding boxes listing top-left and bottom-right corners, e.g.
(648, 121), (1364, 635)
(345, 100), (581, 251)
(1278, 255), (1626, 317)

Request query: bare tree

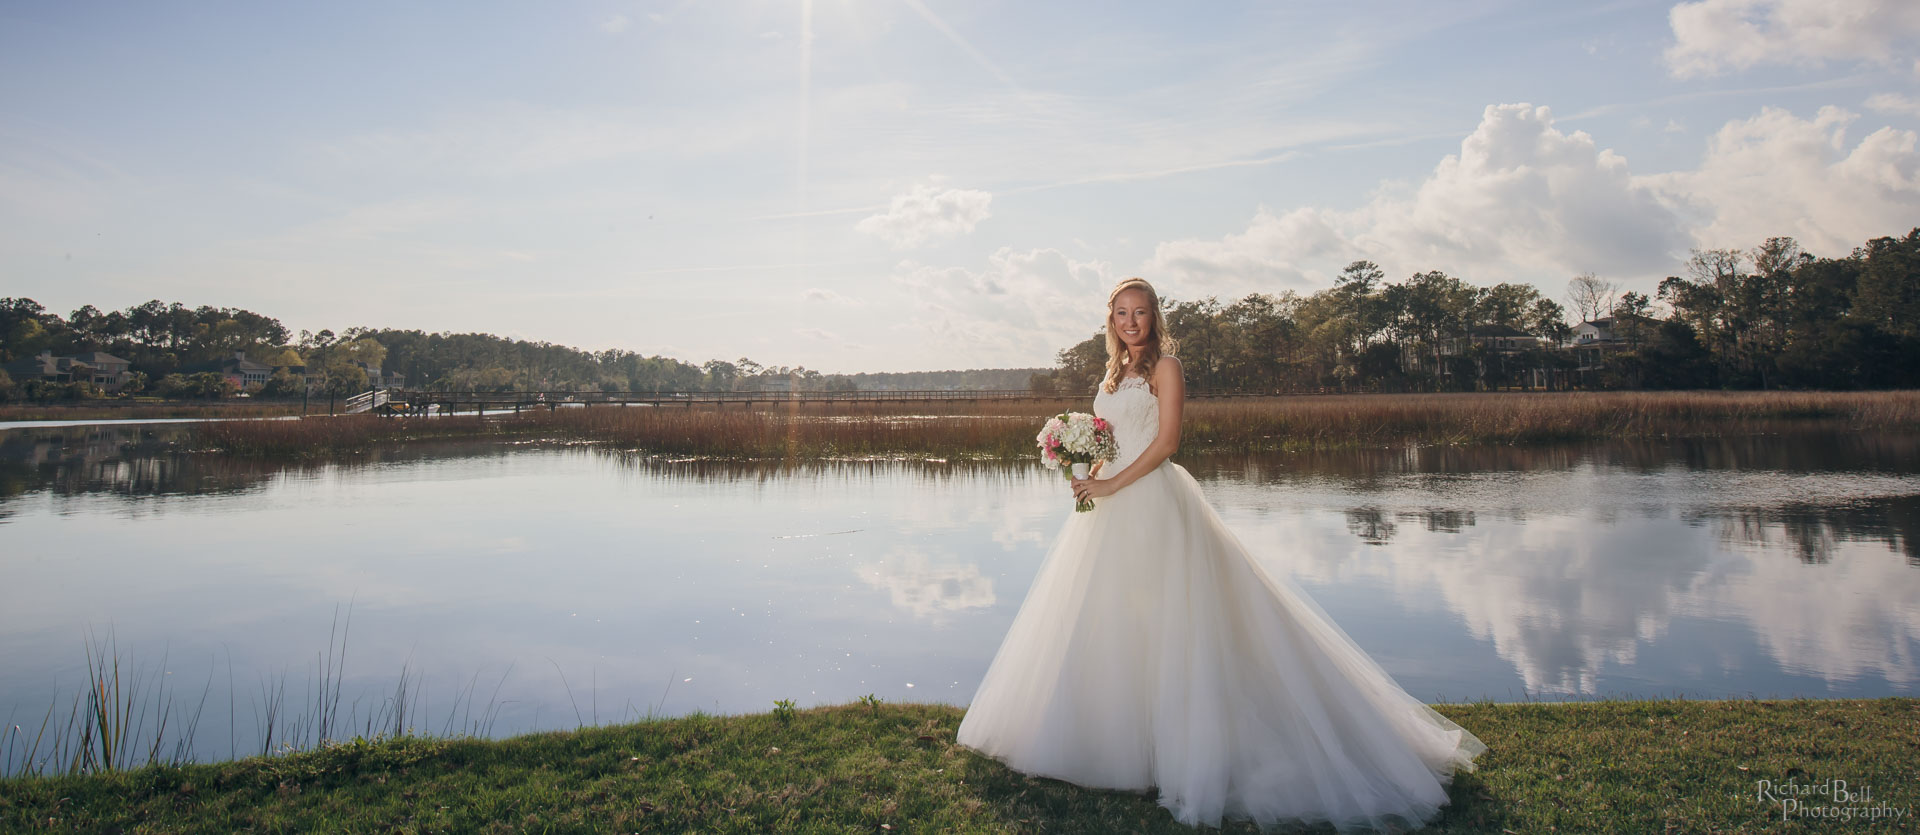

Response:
(1566, 272), (1617, 324)
(1685, 248), (1744, 285)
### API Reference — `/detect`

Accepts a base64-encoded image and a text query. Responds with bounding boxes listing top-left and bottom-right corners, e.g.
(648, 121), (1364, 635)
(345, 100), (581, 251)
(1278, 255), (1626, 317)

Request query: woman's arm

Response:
(1079, 357), (1183, 497)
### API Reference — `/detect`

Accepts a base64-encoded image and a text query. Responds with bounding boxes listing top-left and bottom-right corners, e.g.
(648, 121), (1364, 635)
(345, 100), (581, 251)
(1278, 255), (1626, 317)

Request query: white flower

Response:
(1038, 411), (1118, 470)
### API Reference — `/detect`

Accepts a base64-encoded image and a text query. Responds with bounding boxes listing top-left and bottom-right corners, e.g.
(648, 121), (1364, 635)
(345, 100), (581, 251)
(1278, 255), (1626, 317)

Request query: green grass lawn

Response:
(3, 697), (1914, 833)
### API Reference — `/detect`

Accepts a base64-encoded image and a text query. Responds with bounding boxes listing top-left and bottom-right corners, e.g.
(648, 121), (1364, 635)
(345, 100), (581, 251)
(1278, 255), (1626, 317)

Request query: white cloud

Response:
(1229, 468), (1920, 697)
(1148, 206), (1345, 292)
(599, 14), (630, 33)
(1665, 0), (1920, 78)
(803, 287), (860, 305)
(1148, 104), (1687, 292)
(854, 185), (993, 249)
(1681, 521), (1920, 688)
(1866, 92), (1920, 117)
(1148, 101), (1920, 293)
(1638, 105), (1920, 255)
(855, 548), (995, 622)
(892, 247), (1112, 367)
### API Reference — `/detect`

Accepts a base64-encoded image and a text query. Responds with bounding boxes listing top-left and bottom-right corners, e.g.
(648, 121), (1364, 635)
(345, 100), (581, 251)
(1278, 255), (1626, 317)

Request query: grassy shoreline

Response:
(3, 696), (1913, 833)
(191, 389), (1920, 460)
(0, 400), (304, 422)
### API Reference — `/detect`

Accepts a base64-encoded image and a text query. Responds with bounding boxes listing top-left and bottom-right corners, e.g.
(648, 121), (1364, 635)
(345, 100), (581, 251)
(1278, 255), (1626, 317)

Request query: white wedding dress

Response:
(956, 373), (1488, 832)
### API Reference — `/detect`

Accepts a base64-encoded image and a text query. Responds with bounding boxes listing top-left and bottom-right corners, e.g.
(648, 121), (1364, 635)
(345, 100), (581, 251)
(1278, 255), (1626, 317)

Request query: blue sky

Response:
(4, 0), (1917, 372)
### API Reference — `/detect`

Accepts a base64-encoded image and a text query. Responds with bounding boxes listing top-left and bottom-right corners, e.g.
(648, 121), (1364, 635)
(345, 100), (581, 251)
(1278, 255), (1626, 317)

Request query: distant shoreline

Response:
(0, 399), (305, 423)
(160, 388), (1920, 460)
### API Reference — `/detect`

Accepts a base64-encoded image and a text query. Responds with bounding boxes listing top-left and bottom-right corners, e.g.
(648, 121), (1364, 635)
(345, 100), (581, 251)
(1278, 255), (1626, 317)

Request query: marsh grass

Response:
(195, 390), (1920, 460)
(0, 607), (517, 781)
(0, 401), (303, 423)
(2, 696), (1913, 833)
(0, 629), (218, 780)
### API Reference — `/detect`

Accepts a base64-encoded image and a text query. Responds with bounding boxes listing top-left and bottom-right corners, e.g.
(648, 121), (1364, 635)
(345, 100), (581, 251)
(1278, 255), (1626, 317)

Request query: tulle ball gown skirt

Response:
(956, 460), (1487, 832)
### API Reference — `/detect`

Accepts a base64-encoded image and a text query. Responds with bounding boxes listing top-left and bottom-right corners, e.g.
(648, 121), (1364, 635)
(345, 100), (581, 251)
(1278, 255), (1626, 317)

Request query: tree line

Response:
(1032, 228), (1920, 394)
(0, 301), (1036, 400)
(5, 227), (1914, 401)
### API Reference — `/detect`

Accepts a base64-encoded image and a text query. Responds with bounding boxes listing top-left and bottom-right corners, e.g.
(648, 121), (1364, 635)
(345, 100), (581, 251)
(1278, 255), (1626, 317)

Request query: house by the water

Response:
(3, 350), (134, 391)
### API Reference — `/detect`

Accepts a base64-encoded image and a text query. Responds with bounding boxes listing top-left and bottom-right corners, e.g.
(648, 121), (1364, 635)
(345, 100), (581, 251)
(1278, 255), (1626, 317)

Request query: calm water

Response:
(3, 424), (1917, 767)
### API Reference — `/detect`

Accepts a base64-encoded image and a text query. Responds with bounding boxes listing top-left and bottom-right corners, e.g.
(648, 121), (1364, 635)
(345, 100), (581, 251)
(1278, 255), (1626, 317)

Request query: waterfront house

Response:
(1408, 326), (1557, 390)
(1565, 314), (1665, 385)
(180, 351), (275, 390)
(68, 352), (133, 390)
(4, 351), (74, 385)
(1568, 314), (1663, 349)
(1451, 326), (1554, 390)
(353, 360), (405, 389)
(2, 350), (134, 391)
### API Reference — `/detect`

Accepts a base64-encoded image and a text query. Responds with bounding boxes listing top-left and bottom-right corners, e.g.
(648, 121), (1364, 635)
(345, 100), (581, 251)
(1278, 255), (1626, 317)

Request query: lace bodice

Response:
(1093, 374), (1160, 476)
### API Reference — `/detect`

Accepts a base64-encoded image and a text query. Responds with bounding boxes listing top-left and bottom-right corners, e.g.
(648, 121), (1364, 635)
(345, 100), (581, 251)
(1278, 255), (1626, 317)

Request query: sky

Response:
(3, 0), (1918, 373)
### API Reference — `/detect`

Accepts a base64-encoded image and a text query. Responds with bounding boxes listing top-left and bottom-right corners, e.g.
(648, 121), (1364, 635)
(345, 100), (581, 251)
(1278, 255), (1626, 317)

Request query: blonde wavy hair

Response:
(1101, 277), (1178, 395)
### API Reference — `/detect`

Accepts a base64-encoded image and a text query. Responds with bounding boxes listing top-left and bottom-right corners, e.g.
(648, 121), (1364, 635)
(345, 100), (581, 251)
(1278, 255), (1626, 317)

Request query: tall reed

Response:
(1, 604), (515, 779)
(0, 627), (212, 777)
(193, 390), (1920, 460)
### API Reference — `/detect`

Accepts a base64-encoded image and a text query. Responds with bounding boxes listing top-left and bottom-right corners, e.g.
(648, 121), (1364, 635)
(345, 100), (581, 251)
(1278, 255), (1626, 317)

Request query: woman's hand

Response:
(1070, 476), (1117, 504)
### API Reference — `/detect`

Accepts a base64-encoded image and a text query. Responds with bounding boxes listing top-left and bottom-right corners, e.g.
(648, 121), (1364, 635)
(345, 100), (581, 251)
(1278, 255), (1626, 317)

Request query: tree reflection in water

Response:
(2, 423), (1915, 714)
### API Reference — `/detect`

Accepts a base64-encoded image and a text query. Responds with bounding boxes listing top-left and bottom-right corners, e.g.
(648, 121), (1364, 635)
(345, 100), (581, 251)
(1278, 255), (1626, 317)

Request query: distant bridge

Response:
(341, 387), (1280, 415)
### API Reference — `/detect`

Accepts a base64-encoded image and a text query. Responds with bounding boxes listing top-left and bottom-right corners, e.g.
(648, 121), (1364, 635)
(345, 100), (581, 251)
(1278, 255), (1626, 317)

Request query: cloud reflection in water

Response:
(2, 425), (1917, 768)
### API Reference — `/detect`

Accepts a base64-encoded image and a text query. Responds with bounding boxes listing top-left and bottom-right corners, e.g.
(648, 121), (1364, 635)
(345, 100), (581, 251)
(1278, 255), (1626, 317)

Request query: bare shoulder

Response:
(1154, 355), (1184, 393)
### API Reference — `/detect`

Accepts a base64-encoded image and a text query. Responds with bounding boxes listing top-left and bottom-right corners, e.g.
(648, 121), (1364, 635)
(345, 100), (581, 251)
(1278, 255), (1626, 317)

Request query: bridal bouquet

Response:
(1037, 412), (1118, 512)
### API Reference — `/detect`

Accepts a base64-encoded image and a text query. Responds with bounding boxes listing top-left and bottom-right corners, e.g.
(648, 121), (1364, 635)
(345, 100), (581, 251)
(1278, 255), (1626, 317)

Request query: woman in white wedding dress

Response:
(956, 277), (1487, 833)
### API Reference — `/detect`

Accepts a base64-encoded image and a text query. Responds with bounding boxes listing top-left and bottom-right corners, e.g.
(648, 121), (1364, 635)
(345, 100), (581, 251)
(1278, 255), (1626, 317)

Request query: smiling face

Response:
(1110, 287), (1154, 353)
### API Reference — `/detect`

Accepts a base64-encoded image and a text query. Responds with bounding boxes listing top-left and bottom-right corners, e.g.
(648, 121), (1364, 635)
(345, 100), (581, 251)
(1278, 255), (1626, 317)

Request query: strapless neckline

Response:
(1094, 374), (1160, 474)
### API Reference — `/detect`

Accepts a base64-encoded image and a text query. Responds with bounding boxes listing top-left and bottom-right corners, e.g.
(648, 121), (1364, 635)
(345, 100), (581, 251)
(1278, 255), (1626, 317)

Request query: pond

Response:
(3, 424), (1917, 769)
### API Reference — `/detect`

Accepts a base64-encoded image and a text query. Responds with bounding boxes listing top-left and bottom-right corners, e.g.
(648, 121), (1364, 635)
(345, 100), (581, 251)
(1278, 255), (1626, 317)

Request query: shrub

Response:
(156, 372), (238, 400)
(256, 368), (307, 398)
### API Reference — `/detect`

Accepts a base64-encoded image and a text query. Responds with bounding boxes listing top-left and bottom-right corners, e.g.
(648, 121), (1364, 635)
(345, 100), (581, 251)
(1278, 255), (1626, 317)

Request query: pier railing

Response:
(342, 389), (391, 414)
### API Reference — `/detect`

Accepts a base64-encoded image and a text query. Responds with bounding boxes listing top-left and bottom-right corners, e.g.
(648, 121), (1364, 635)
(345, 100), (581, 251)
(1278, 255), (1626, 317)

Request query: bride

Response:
(956, 277), (1488, 832)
